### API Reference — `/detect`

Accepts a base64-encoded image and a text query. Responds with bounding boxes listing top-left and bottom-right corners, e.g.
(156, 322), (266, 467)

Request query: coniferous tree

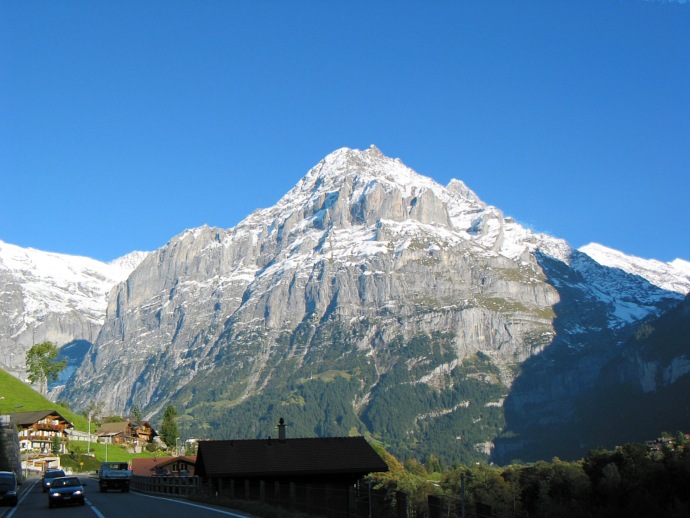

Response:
(160, 405), (179, 449)
(51, 434), (62, 455)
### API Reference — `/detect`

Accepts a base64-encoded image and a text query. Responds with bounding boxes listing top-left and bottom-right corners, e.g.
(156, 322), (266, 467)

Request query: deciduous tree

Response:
(25, 341), (66, 395)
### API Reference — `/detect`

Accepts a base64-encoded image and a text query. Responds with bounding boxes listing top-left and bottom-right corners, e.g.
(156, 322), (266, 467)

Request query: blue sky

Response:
(2, 1), (689, 263)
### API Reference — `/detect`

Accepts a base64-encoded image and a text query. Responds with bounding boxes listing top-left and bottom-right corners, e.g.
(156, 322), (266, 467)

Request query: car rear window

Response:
(105, 463), (129, 470)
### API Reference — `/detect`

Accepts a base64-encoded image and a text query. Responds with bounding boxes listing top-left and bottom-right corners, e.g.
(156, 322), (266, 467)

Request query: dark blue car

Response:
(41, 469), (66, 492)
(48, 476), (85, 508)
(0, 471), (18, 507)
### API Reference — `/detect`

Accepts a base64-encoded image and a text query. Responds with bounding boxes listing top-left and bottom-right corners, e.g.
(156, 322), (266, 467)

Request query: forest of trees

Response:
(172, 329), (508, 466)
(368, 437), (690, 518)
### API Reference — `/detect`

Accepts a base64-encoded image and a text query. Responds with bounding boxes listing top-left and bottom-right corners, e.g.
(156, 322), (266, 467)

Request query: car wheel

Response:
(48, 501), (54, 509)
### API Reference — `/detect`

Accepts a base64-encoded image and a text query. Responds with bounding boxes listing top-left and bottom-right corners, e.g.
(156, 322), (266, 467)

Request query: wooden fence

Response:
(205, 478), (402, 518)
(131, 475), (200, 496)
(131, 475), (414, 517)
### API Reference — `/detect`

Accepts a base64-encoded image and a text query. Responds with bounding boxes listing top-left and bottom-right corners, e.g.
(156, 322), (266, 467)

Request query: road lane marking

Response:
(133, 492), (252, 517)
(85, 498), (107, 518)
(4, 479), (39, 518)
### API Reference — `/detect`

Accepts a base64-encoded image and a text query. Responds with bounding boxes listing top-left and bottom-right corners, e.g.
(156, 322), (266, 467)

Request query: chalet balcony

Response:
(32, 423), (65, 432)
(25, 435), (55, 442)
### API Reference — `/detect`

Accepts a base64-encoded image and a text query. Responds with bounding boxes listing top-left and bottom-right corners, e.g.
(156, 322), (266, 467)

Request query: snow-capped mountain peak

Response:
(579, 242), (690, 295)
(0, 240), (148, 379)
(241, 146), (555, 265)
(0, 241), (147, 318)
(3, 146), (684, 467)
(276, 145), (452, 217)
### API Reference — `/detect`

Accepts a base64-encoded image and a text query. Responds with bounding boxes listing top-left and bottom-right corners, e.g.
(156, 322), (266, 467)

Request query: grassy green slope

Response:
(0, 368), (88, 430)
(0, 368), (155, 465)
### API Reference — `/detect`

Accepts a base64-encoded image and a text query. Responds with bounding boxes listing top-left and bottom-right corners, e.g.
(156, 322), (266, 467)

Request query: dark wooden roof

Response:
(13, 410), (72, 428)
(97, 421), (133, 436)
(196, 436), (388, 479)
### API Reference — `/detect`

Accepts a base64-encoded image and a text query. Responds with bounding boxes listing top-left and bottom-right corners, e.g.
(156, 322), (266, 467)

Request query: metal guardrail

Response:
(131, 475), (200, 496)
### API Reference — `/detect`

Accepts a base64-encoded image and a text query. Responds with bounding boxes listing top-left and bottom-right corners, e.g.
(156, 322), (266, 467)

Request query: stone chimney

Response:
(277, 418), (286, 442)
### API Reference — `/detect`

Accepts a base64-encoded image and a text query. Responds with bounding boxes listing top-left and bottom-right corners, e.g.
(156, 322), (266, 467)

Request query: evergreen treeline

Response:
(369, 438), (690, 518)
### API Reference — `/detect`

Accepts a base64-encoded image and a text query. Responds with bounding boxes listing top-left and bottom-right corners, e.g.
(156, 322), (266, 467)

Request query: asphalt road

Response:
(0, 477), (254, 518)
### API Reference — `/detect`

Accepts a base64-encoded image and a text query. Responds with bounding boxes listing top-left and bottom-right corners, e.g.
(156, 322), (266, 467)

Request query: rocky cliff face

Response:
(494, 293), (690, 463)
(0, 241), (146, 382)
(609, 294), (690, 393)
(61, 148), (557, 406)
(54, 146), (689, 463)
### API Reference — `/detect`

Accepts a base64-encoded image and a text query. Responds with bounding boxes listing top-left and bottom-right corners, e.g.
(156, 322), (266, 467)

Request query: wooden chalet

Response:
(196, 420), (388, 516)
(97, 421), (134, 445)
(14, 410), (73, 453)
(97, 419), (158, 448)
(131, 419), (158, 444)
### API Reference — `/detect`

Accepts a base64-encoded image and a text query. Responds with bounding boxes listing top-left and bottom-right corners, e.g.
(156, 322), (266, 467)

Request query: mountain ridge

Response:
(579, 242), (690, 294)
(1, 146), (688, 464)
